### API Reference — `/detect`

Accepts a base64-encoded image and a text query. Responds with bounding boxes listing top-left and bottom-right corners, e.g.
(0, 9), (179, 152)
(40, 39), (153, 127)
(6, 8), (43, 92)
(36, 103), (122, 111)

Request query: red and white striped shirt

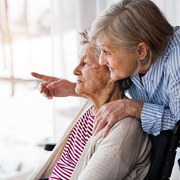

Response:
(49, 107), (95, 180)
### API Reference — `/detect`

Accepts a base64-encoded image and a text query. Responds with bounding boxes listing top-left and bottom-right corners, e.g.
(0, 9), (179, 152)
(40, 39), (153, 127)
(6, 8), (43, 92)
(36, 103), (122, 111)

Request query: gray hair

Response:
(90, 0), (173, 70)
(79, 30), (100, 60)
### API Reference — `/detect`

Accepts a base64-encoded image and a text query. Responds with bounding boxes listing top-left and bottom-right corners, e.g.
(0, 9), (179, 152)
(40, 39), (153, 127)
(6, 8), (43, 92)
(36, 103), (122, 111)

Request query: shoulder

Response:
(163, 26), (180, 65)
(91, 117), (148, 155)
(112, 117), (141, 131)
(108, 117), (143, 139)
(95, 117), (143, 144)
(157, 26), (180, 80)
(170, 26), (180, 47)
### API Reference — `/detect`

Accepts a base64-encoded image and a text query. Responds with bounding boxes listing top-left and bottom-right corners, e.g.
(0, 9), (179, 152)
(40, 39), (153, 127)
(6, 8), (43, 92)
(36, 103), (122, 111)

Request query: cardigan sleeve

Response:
(77, 118), (151, 180)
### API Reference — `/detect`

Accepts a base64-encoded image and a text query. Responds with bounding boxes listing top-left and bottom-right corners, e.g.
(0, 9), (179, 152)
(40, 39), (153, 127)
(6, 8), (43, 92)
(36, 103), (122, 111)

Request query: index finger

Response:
(31, 72), (51, 82)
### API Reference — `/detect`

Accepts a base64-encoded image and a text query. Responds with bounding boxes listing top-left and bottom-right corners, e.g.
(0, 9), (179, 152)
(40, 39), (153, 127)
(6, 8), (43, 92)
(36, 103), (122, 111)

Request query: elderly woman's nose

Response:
(73, 65), (81, 75)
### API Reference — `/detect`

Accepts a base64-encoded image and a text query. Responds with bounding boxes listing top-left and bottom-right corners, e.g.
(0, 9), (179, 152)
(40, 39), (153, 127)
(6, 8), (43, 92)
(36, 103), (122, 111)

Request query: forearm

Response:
(141, 103), (179, 136)
(124, 98), (143, 120)
(122, 100), (179, 136)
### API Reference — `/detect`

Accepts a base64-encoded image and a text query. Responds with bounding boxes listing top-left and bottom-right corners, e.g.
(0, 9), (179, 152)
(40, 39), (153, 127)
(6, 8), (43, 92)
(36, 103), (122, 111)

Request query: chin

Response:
(110, 72), (121, 81)
(75, 87), (84, 95)
(110, 72), (127, 81)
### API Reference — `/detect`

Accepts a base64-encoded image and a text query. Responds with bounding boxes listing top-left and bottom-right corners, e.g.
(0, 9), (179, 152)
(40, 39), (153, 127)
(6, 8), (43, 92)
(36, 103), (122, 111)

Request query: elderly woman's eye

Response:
(83, 62), (88, 66)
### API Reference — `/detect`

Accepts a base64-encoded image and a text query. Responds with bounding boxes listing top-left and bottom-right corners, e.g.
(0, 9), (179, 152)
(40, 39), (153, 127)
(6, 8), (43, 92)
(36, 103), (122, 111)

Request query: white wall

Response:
(152, 0), (180, 26)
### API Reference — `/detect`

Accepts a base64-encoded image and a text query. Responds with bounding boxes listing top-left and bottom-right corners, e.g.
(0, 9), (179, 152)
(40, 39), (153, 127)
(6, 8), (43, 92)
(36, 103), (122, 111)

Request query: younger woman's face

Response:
(96, 38), (139, 81)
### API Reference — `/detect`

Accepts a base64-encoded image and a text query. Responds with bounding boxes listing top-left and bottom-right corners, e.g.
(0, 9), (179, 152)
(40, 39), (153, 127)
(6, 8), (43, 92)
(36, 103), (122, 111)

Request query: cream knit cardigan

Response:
(27, 100), (151, 180)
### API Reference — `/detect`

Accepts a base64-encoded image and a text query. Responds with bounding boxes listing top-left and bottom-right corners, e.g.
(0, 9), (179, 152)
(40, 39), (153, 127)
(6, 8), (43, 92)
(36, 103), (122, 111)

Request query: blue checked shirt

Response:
(128, 26), (180, 136)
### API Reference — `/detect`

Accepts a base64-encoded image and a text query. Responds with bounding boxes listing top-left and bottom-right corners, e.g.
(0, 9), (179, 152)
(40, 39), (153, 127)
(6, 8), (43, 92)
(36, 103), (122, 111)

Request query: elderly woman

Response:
(30, 32), (151, 180)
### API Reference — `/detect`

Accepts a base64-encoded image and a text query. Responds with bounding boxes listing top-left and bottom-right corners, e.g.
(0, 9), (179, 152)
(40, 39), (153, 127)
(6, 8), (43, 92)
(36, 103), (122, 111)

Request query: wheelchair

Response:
(44, 120), (180, 180)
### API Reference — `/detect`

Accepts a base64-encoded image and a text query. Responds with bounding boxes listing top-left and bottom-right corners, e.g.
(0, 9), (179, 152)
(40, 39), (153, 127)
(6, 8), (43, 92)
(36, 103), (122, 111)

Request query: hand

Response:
(93, 99), (143, 138)
(31, 72), (77, 99)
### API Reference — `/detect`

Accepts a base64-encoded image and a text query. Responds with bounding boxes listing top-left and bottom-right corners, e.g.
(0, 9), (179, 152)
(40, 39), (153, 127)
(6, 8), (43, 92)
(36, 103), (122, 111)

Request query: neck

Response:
(138, 66), (151, 75)
(88, 82), (124, 115)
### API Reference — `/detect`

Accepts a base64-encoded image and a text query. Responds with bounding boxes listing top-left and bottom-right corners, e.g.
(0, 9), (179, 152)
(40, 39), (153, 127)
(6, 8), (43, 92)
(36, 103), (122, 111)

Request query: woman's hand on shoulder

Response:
(93, 99), (143, 138)
(31, 72), (77, 99)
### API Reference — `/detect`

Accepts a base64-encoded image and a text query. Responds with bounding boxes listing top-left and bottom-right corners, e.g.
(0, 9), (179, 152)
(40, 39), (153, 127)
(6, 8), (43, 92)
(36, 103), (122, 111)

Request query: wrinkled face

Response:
(96, 38), (139, 81)
(73, 44), (110, 97)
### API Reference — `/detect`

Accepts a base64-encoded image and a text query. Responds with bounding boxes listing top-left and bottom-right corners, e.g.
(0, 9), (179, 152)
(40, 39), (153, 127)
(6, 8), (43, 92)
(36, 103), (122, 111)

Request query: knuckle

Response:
(96, 118), (102, 123)
(100, 105), (106, 111)
(107, 117), (116, 126)
(41, 82), (47, 86)
(99, 120), (106, 126)
(103, 105), (109, 112)
(107, 122), (113, 128)
(52, 82), (57, 86)
(104, 127), (110, 135)
(110, 114), (116, 121)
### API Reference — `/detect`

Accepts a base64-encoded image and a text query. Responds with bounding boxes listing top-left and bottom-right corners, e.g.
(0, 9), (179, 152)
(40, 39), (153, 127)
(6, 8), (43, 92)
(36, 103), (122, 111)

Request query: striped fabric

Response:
(49, 107), (94, 180)
(128, 26), (180, 136)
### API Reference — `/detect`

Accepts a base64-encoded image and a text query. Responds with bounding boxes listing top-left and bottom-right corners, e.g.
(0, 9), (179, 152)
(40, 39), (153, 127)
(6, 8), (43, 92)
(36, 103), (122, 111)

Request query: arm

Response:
(139, 42), (180, 135)
(78, 118), (150, 180)
(31, 72), (79, 99)
(141, 52), (180, 135)
(93, 78), (180, 137)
